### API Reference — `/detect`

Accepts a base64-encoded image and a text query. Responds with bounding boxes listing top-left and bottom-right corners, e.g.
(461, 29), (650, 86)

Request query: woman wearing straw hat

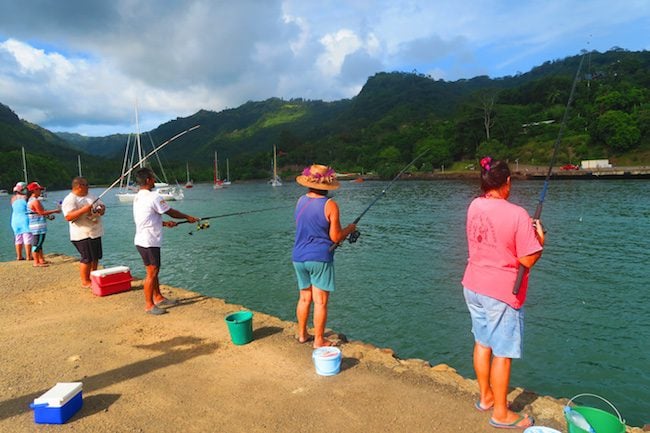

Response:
(462, 157), (544, 429)
(293, 164), (356, 348)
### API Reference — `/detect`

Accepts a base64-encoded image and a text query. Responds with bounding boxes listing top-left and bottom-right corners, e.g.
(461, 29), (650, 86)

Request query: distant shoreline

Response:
(84, 166), (650, 189)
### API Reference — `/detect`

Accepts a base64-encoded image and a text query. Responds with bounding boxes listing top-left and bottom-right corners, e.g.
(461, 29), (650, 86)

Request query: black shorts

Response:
(72, 237), (103, 264)
(136, 246), (161, 268)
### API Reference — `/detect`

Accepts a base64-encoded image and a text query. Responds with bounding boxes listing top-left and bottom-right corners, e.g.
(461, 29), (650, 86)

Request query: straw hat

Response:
(296, 164), (340, 190)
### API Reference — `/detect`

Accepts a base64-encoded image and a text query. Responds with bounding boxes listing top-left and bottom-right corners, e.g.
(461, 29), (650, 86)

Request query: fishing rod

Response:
(176, 205), (289, 234)
(93, 124), (201, 203)
(512, 52), (586, 295)
(330, 148), (430, 252)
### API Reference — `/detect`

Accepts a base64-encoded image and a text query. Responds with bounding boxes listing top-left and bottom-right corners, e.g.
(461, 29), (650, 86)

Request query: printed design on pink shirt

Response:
(468, 213), (496, 247)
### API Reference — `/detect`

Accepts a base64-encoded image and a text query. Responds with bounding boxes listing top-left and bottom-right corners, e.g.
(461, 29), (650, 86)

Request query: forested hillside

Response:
(0, 103), (119, 190)
(1, 48), (649, 189)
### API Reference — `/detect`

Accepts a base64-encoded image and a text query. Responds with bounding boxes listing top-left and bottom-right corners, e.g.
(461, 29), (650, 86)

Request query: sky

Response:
(0, 0), (648, 137)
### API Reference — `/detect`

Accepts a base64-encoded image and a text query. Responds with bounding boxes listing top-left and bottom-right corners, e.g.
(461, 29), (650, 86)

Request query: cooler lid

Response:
(33, 382), (82, 408)
(91, 266), (130, 277)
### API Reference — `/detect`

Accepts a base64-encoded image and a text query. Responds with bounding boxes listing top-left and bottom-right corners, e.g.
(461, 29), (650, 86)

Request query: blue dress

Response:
(10, 197), (30, 235)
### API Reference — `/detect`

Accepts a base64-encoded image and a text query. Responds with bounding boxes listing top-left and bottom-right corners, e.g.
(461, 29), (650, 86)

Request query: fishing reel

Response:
(348, 230), (361, 243)
(188, 220), (210, 235)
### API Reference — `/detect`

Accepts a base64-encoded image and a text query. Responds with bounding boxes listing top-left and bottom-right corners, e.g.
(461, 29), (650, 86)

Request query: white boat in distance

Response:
(268, 144), (282, 187)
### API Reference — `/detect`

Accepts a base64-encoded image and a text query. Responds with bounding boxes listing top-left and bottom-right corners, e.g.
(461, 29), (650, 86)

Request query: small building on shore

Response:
(581, 159), (612, 169)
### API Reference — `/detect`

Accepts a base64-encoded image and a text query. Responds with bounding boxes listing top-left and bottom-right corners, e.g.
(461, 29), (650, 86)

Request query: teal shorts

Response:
(293, 261), (335, 292)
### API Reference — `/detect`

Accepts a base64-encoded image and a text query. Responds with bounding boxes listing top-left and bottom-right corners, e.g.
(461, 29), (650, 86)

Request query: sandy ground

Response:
(0, 254), (643, 433)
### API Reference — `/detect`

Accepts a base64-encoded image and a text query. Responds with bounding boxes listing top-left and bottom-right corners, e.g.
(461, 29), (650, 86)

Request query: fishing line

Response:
(512, 52), (586, 294)
(176, 205), (289, 235)
(330, 149), (430, 252)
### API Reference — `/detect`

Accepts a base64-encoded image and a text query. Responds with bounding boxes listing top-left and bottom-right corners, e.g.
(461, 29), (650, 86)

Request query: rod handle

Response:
(512, 265), (526, 295)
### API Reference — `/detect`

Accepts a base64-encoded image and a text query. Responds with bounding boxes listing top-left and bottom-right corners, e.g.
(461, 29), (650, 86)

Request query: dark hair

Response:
(71, 176), (87, 188)
(479, 157), (510, 192)
(135, 167), (154, 186)
(308, 188), (328, 196)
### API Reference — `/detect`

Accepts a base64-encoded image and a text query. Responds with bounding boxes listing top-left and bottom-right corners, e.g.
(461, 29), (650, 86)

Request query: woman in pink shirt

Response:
(461, 157), (544, 430)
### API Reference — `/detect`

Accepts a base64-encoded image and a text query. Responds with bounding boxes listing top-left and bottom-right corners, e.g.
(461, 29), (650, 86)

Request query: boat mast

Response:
(273, 145), (278, 180)
(216, 151), (220, 181)
(135, 104), (144, 168)
(78, 155), (82, 177)
(21, 147), (28, 183)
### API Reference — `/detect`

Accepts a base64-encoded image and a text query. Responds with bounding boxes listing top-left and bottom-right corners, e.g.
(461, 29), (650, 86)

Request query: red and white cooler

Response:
(90, 266), (132, 296)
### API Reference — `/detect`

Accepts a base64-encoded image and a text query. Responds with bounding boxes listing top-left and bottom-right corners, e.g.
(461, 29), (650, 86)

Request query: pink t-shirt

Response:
(461, 197), (543, 309)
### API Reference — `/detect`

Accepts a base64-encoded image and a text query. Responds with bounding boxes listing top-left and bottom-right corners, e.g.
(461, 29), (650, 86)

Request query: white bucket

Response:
(312, 347), (341, 376)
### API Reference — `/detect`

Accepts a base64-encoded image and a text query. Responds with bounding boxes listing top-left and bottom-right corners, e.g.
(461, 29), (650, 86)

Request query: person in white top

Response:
(133, 167), (198, 315)
(61, 177), (105, 287)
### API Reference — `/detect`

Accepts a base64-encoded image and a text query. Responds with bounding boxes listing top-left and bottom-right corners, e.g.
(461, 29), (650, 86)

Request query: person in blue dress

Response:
(10, 182), (32, 261)
(292, 164), (356, 348)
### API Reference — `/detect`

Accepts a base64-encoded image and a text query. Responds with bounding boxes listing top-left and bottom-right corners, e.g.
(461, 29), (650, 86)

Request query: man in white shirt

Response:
(133, 167), (198, 315)
(61, 177), (105, 287)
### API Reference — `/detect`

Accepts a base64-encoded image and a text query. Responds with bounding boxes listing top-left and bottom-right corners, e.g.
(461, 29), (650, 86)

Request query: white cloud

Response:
(0, 0), (648, 135)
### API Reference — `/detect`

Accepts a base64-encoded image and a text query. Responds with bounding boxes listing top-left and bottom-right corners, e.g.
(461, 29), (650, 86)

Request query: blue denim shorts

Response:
(463, 288), (524, 358)
(293, 261), (335, 292)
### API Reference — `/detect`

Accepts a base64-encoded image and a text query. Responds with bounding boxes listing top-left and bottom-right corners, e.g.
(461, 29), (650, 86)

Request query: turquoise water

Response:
(1, 180), (648, 426)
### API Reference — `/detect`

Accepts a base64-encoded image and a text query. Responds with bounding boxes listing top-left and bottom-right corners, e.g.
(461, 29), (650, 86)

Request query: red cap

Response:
(27, 182), (45, 192)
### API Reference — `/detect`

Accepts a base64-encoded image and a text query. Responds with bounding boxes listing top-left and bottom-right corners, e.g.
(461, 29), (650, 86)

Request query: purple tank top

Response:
(292, 195), (333, 262)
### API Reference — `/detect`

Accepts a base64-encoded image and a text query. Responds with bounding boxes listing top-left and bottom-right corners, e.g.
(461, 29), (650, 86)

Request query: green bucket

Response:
(224, 311), (253, 345)
(564, 394), (625, 433)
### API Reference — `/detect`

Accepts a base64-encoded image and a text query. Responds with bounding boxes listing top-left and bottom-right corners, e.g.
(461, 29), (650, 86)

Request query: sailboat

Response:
(117, 106), (183, 202)
(223, 158), (232, 186)
(268, 145), (282, 187)
(185, 162), (194, 188)
(213, 151), (224, 189)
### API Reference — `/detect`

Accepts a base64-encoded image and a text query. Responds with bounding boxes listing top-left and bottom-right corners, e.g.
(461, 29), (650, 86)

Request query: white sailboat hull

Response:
(116, 192), (136, 203)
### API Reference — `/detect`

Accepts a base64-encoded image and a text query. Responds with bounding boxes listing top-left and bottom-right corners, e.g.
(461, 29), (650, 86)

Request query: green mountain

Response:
(0, 103), (119, 190)
(1, 48), (649, 190)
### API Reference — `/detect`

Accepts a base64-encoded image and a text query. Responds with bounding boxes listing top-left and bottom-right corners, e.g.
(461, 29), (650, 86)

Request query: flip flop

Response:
(489, 414), (534, 429)
(155, 298), (179, 308)
(146, 306), (168, 315)
(296, 335), (314, 344)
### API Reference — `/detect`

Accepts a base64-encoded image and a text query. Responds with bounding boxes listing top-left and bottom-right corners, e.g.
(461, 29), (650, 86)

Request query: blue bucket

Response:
(312, 347), (341, 376)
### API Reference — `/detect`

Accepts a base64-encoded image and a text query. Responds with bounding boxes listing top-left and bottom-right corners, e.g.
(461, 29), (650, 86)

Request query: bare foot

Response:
(296, 335), (314, 344)
(81, 281), (92, 288)
(33, 263), (49, 267)
(313, 338), (339, 349)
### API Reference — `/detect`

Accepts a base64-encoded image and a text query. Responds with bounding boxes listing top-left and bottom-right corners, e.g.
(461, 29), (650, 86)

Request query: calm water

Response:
(1, 180), (648, 426)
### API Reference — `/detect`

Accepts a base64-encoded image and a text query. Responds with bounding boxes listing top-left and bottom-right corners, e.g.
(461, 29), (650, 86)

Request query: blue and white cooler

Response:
(30, 382), (83, 424)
